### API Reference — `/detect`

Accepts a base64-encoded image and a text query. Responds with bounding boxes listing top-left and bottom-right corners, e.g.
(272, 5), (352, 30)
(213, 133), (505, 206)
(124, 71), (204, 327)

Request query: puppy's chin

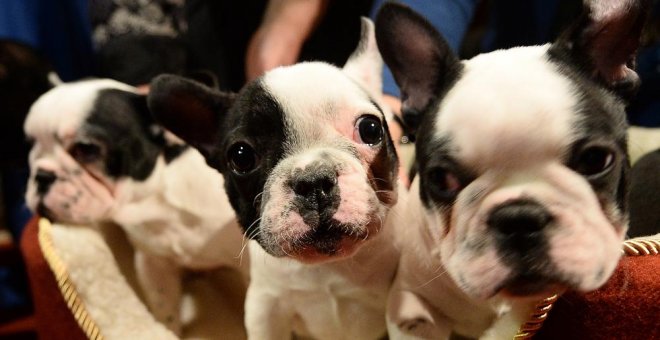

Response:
(287, 236), (367, 264)
(261, 216), (382, 264)
(496, 276), (566, 300)
(450, 260), (575, 301)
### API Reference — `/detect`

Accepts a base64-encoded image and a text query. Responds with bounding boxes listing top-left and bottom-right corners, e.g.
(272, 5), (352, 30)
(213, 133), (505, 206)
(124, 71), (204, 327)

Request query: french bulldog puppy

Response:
(375, 0), (648, 338)
(24, 79), (247, 334)
(148, 18), (402, 339)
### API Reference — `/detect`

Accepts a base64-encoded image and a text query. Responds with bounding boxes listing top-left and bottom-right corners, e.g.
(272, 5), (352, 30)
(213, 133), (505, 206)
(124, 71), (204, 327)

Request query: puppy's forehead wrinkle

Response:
(433, 45), (576, 171)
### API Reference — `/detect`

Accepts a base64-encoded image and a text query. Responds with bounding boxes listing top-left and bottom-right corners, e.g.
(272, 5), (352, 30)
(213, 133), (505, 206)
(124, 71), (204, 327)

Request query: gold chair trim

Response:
(38, 218), (104, 340)
(514, 233), (660, 339)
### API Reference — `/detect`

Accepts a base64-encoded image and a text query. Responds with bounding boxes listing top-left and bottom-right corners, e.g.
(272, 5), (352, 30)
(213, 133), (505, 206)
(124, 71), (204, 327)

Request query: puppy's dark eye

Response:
(428, 167), (462, 199)
(227, 142), (258, 175)
(574, 146), (615, 176)
(70, 142), (102, 163)
(355, 115), (383, 146)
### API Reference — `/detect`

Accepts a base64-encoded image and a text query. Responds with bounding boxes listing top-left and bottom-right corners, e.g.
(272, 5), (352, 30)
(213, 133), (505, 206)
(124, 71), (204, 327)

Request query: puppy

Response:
(24, 79), (247, 334)
(375, 0), (647, 338)
(148, 18), (402, 339)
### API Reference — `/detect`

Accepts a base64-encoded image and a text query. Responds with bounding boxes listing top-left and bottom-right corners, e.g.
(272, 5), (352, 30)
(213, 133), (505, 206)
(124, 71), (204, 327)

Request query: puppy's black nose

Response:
(291, 172), (338, 211)
(487, 199), (552, 237)
(35, 169), (57, 194)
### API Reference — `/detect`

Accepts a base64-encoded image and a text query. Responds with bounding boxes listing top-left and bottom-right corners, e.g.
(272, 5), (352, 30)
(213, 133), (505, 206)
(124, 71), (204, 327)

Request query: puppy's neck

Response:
(403, 179), (445, 264)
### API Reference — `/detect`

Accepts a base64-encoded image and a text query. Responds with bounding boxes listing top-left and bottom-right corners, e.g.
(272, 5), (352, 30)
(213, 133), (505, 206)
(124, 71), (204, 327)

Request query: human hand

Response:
(245, 0), (329, 82)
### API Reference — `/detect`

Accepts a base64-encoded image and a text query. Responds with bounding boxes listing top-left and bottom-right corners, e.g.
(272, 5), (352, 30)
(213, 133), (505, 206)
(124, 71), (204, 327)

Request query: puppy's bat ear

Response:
(550, 0), (651, 100)
(375, 2), (461, 135)
(343, 17), (383, 98)
(148, 74), (235, 158)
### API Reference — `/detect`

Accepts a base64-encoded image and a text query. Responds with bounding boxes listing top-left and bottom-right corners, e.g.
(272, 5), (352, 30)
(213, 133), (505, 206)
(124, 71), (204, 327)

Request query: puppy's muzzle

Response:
(487, 199), (553, 252)
(35, 168), (57, 195)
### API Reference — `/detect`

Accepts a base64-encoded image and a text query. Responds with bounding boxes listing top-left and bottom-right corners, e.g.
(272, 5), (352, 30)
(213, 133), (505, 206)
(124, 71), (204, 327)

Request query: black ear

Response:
(550, 0), (651, 99)
(147, 74), (235, 158)
(375, 2), (461, 135)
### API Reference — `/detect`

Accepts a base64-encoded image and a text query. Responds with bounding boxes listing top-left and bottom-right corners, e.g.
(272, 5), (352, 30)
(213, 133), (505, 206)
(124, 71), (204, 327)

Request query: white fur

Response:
(242, 18), (402, 339)
(24, 80), (247, 334)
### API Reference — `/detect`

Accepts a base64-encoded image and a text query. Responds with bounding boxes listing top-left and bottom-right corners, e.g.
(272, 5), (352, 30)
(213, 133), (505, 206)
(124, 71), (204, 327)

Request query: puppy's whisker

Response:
(368, 177), (390, 185)
(237, 218), (263, 261)
(415, 267), (450, 289)
(243, 218), (263, 238)
(375, 215), (384, 234)
(280, 244), (293, 258)
(237, 225), (262, 261)
(253, 191), (265, 207)
(246, 225), (262, 239)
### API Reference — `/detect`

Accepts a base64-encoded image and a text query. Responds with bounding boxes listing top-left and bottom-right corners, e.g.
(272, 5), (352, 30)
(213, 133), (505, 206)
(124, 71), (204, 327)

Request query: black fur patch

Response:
(368, 101), (400, 205)
(84, 89), (164, 180)
(211, 81), (287, 239)
(416, 135), (475, 209)
(163, 144), (188, 163)
(547, 51), (630, 214)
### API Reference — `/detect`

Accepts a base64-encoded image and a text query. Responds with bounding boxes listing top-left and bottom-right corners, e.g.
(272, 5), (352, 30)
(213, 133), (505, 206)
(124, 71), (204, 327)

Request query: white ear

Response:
(342, 17), (383, 97)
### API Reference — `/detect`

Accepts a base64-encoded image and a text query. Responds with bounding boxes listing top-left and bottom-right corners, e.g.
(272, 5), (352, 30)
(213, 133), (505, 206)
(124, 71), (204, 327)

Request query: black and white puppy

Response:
(24, 79), (246, 334)
(149, 18), (402, 339)
(376, 0), (647, 338)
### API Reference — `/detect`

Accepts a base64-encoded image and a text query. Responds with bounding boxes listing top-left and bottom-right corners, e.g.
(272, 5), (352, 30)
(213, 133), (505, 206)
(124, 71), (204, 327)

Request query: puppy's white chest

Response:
(248, 240), (393, 339)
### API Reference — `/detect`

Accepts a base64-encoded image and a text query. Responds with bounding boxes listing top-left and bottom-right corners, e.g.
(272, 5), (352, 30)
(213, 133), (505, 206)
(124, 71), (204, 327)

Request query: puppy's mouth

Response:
(36, 202), (56, 221)
(286, 220), (368, 263)
(495, 274), (565, 299)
